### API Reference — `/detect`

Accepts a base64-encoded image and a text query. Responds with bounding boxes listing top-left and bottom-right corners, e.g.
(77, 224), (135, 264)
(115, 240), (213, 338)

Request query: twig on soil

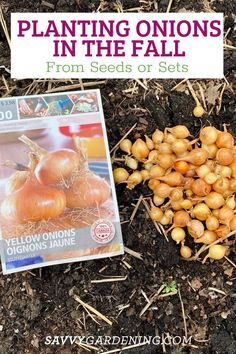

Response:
(76, 340), (100, 352)
(100, 342), (148, 354)
(139, 284), (165, 316)
(186, 80), (201, 106)
(122, 259), (132, 270)
(46, 80), (106, 93)
(158, 290), (178, 298)
(224, 28), (231, 39)
(91, 276), (127, 284)
(110, 123), (137, 154)
(161, 333), (167, 353)
(2, 75), (9, 93)
(194, 230), (236, 260)
(0, 6), (11, 48)
(142, 199), (169, 242)
(178, 289), (188, 339)
(166, 0), (174, 12)
(124, 7), (142, 12)
(224, 256), (236, 269)
(79, 78), (84, 90)
(116, 303), (130, 317)
(120, 220), (130, 225)
(83, 306), (101, 326)
(135, 79), (148, 90)
(69, 287), (113, 326)
(141, 289), (151, 304)
(124, 246), (143, 260)
(171, 78), (188, 91)
(224, 44), (236, 50)
(129, 195), (143, 225)
(197, 82), (207, 110)
(41, 0), (55, 9)
(216, 82), (226, 115)
(208, 287), (227, 296)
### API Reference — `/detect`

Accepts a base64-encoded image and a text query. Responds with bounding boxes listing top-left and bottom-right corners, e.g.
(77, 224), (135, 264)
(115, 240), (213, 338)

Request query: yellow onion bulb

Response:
(194, 230), (218, 245)
(216, 148), (234, 166)
(206, 216), (219, 231)
(171, 227), (185, 243)
(191, 178), (211, 197)
(65, 173), (110, 209)
(207, 245), (228, 260)
(35, 149), (80, 185)
(205, 192), (225, 209)
(216, 131), (234, 149)
(200, 126), (218, 145)
(192, 203), (211, 221)
(113, 168), (129, 183)
(131, 138), (149, 161)
(173, 210), (190, 227)
(1, 173), (66, 223)
(119, 139), (132, 154)
(180, 245), (192, 259)
(188, 219), (204, 238)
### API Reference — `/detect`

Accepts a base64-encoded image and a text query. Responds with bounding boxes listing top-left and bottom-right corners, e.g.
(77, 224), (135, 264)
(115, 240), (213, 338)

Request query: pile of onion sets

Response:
(0, 135), (110, 224)
(113, 125), (236, 262)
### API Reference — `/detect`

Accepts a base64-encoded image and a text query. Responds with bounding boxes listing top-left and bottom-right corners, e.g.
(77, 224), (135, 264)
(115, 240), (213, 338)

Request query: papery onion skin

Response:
(145, 135), (154, 150)
(1, 174), (66, 223)
(205, 192), (225, 209)
(157, 154), (175, 169)
(216, 148), (234, 166)
(200, 126), (218, 145)
(154, 183), (173, 198)
(171, 227), (185, 243)
(173, 210), (190, 227)
(120, 139), (132, 154)
(194, 230), (218, 244)
(152, 129), (164, 144)
(65, 173), (110, 209)
(206, 216), (219, 231)
(158, 172), (184, 187)
(218, 206), (234, 225)
(113, 168), (129, 183)
(5, 153), (39, 195)
(35, 149), (80, 185)
(201, 144), (218, 158)
(5, 171), (28, 195)
(216, 132), (234, 149)
(150, 206), (163, 221)
(131, 138), (149, 161)
(174, 161), (189, 175)
(192, 203), (211, 221)
(170, 125), (190, 139)
(188, 220), (204, 238)
(215, 225), (230, 238)
(191, 178), (211, 197)
(180, 245), (192, 259)
(178, 148), (208, 166)
(230, 215), (236, 231)
(213, 177), (230, 194)
(208, 245), (227, 260)
(158, 143), (172, 154)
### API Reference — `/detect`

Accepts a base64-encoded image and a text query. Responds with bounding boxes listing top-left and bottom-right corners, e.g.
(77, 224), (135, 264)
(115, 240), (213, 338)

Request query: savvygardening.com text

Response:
(44, 335), (193, 346)
(46, 60), (189, 74)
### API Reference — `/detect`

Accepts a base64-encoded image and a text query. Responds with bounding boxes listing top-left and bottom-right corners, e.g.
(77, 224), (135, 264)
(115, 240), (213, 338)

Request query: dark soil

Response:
(0, 1), (235, 354)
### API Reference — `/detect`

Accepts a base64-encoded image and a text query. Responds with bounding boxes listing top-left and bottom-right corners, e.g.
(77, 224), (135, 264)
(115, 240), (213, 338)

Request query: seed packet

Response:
(0, 89), (123, 274)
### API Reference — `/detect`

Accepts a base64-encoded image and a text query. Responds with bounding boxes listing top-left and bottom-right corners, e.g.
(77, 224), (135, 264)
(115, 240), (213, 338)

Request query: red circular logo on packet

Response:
(91, 219), (115, 244)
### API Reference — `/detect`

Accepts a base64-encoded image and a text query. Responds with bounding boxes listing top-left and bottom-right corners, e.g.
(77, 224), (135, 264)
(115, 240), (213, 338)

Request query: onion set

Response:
(114, 124), (235, 262)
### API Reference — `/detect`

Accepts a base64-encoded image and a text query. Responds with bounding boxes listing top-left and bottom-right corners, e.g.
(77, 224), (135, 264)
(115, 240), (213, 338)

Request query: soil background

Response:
(0, 1), (236, 354)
